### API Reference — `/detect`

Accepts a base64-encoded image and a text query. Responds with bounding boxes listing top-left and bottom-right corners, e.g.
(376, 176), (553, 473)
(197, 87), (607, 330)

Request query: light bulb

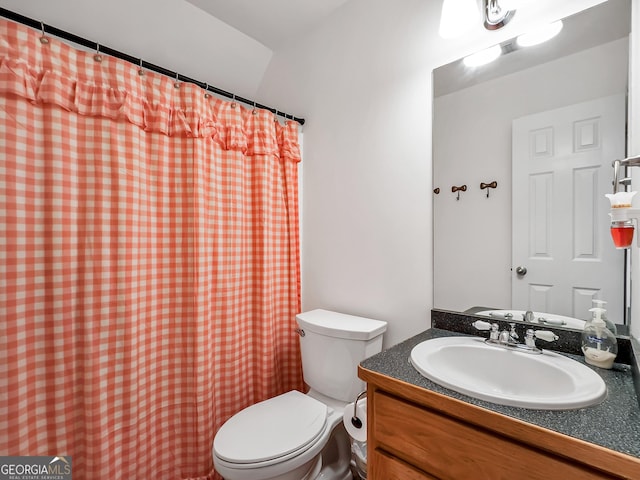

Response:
(439, 0), (480, 39)
(517, 20), (563, 47)
(499, 0), (524, 10)
(463, 44), (502, 67)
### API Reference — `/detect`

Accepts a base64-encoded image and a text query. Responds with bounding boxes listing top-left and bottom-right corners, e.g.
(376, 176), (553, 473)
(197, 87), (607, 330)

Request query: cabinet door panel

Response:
(371, 449), (437, 480)
(373, 392), (616, 480)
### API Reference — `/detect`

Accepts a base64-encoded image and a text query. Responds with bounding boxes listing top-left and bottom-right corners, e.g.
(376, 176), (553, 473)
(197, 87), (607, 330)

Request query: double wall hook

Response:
(452, 184), (467, 200)
(480, 181), (498, 198)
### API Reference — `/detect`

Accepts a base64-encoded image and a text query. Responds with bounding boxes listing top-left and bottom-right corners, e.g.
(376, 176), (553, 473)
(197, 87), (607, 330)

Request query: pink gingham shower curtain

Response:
(0, 19), (304, 479)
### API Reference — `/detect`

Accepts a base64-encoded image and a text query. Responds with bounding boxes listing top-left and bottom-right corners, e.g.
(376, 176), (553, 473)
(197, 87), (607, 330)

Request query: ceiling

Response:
(185, 0), (352, 50)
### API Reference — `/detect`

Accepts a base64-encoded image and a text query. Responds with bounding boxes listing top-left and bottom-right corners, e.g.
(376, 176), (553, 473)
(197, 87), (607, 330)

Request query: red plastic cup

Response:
(610, 220), (634, 249)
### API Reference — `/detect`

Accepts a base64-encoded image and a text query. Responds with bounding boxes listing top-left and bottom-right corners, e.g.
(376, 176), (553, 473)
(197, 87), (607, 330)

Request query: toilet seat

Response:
(214, 390), (329, 468)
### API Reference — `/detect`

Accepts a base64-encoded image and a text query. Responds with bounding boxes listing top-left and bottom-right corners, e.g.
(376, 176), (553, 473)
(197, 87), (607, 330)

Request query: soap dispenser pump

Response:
(591, 299), (617, 334)
(581, 307), (617, 369)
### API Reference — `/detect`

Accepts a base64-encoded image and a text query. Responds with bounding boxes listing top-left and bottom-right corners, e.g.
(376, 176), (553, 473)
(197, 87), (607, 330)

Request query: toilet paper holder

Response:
(350, 391), (367, 429)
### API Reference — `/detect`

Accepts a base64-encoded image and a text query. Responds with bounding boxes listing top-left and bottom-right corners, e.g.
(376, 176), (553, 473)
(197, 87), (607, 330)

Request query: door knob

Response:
(515, 266), (527, 276)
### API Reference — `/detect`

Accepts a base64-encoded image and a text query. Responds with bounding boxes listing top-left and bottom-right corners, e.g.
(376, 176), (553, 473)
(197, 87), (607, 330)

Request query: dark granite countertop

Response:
(360, 327), (640, 460)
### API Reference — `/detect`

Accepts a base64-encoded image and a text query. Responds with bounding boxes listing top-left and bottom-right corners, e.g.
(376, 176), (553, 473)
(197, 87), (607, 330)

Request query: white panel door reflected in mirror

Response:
(433, 0), (631, 331)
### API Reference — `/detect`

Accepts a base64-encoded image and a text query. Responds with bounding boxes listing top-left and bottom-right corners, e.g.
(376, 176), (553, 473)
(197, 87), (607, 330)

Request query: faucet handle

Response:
(472, 320), (492, 331)
(534, 330), (559, 342)
(489, 323), (500, 341)
(473, 320), (500, 341)
(525, 329), (559, 349)
(509, 322), (518, 340)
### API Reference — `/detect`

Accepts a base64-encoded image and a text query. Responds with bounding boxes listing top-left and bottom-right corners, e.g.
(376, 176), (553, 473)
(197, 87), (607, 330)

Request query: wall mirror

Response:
(433, 0), (631, 333)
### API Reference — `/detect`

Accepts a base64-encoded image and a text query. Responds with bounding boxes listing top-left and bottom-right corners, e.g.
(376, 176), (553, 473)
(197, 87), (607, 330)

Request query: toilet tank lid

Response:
(296, 309), (387, 340)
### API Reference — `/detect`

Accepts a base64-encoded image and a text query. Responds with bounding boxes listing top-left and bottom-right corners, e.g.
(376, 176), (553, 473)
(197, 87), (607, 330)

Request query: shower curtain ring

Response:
(138, 58), (145, 76)
(231, 94), (237, 108)
(252, 101), (257, 115)
(93, 43), (102, 62)
(174, 72), (181, 89)
(274, 109), (279, 122)
(204, 83), (211, 99)
(39, 21), (49, 44)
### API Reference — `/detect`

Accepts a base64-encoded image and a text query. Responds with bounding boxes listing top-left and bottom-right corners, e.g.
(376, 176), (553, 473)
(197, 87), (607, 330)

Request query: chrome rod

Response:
(0, 7), (306, 125)
(350, 391), (367, 429)
(612, 155), (640, 193)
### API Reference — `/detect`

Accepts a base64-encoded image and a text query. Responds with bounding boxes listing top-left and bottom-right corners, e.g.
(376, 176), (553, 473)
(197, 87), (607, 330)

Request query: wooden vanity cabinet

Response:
(358, 366), (640, 480)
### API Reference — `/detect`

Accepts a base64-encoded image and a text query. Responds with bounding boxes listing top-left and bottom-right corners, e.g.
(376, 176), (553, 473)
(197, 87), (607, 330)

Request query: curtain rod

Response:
(0, 7), (306, 126)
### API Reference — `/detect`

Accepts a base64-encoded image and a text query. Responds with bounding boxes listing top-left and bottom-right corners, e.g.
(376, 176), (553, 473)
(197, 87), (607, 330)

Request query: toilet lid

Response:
(214, 390), (328, 464)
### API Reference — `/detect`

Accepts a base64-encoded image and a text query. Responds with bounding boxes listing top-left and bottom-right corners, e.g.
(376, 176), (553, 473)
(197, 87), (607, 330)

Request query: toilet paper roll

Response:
(342, 398), (367, 442)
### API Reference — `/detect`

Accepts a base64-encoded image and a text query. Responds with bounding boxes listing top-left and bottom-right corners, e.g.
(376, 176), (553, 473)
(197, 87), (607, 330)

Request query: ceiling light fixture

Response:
(463, 44), (502, 67)
(439, 0), (519, 39)
(484, 0), (518, 31)
(516, 20), (564, 47)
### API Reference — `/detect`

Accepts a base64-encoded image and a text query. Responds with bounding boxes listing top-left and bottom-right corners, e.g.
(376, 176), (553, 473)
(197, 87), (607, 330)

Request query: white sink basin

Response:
(410, 336), (607, 410)
(473, 310), (586, 329)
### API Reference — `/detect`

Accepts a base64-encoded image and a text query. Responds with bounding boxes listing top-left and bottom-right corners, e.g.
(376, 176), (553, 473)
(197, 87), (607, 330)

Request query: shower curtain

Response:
(0, 19), (303, 480)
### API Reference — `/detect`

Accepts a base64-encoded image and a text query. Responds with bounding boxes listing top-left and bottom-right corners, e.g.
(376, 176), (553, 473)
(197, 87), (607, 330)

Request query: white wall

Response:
(1, 0), (626, 344)
(0, 0), (273, 98)
(257, 0), (610, 348)
(433, 38), (628, 314)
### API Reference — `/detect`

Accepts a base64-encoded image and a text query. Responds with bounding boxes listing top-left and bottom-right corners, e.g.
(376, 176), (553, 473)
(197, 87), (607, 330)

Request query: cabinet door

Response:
(371, 449), (437, 480)
(373, 392), (618, 480)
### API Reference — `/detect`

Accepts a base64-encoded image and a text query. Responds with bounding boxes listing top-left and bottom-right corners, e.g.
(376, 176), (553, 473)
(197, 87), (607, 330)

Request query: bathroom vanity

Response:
(358, 328), (640, 479)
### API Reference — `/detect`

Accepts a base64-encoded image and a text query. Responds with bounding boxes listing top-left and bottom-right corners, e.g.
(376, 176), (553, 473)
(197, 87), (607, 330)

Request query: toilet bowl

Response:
(212, 309), (387, 480)
(213, 391), (350, 480)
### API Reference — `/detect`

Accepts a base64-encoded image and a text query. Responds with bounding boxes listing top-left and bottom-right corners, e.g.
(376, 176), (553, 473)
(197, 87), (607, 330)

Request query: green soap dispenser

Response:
(581, 307), (618, 369)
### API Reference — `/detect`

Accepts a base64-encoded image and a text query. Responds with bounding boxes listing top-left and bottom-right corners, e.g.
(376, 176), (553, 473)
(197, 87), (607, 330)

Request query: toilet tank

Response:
(296, 309), (387, 403)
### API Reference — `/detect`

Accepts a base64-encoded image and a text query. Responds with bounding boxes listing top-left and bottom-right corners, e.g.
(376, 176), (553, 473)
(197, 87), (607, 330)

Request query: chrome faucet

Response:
(472, 320), (558, 354)
(497, 322), (519, 345)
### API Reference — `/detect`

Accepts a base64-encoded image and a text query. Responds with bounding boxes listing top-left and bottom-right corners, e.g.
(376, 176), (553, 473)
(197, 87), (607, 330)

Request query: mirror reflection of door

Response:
(512, 95), (626, 324)
(432, 1), (631, 329)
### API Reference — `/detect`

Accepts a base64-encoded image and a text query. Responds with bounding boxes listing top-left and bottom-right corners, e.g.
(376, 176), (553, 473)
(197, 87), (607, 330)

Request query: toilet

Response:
(212, 309), (387, 480)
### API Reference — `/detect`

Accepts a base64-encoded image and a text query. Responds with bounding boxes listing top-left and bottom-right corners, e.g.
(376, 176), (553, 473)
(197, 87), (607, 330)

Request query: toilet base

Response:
(314, 423), (352, 480)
